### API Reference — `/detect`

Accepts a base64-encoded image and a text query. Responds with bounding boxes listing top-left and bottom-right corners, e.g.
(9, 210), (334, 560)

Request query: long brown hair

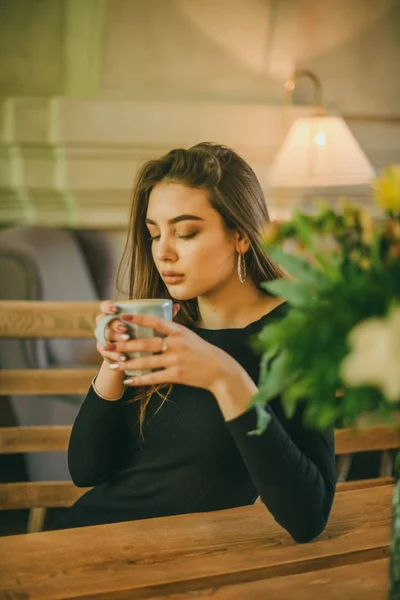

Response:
(117, 142), (283, 433)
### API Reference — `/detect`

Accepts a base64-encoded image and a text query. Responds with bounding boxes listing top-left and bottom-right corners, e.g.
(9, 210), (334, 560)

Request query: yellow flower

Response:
(340, 307), (400, 402)
(373, 166), (400, 213)
(360, 257), (372, 270)
(358, 210), (376, 245)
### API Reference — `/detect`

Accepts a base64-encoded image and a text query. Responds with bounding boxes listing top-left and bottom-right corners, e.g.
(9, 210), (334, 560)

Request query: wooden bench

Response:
(1, 301), (400, 532)
(0, 301), (98, 532)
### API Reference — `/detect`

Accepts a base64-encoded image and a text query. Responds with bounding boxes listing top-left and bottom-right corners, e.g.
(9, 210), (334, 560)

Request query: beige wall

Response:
(99, 0), (400, 114)
(100, 0), (296, 104)
(0, 0), (399, 228)
(0, 0), (105, 97)
(295, 0), (400, 115)
(2, 0), (399, 113)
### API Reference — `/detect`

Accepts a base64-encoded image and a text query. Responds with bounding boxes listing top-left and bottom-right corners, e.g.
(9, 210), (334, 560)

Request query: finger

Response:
(119, 353), (171, 372)
(121, 313), (181, 336)
(104, 352), (127, 365)
(114, 336), (166, 354)
(95, 311), (120, 326)
(96, 342), (126, 364)
(107, 320), (129, 341)
(173, 303), (181, 319)
(95, 315), (128, 336)
(123, 368), (176, 387)
(99, 300), (119, 315)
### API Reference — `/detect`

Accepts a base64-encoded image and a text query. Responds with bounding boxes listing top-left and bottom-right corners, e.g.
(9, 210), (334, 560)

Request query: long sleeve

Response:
(68, 384), (131, 487)
(225, 401), (336, 543)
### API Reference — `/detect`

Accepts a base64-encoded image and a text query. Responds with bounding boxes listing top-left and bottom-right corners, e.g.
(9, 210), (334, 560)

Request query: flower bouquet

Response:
(250, 166), (400, 598)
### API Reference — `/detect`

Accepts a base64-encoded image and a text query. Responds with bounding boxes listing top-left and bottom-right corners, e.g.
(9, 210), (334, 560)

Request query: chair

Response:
(1, 301), (399, 532)
(0, 300), (98, 531)
(0, 226), (127, 483)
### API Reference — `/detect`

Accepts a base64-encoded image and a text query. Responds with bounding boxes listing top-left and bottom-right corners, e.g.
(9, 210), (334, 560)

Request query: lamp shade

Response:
(269, 116), (375, 187)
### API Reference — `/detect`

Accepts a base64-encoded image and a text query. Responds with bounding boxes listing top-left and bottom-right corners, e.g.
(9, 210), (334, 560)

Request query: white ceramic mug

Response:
(95, 299), (173, 376)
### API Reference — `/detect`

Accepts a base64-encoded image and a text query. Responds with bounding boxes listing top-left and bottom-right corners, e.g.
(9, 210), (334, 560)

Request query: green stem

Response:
(390, 451), (400, 599)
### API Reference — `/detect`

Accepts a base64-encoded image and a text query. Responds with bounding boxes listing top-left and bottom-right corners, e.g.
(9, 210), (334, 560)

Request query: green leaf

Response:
(252, 324), (282, 352)
(259, 348), (277, 381)
(249, 351), (294, 408)
(281, 379), (310, 419)
(315, 405), (340, 429)
(266, 245), (329, 288)
(291, 210), (314, 246)
(261, 278), (313, 308)
(303, 401), (339, 429)
(249, 327), (280, 354)
(247, 406), (272, 436)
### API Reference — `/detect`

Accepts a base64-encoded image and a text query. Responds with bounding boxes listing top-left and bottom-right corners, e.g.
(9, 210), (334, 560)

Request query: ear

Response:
(234, 230), (251, 254)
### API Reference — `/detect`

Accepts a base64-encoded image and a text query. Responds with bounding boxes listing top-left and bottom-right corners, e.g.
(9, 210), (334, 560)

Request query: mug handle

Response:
(95, 314), (139, 346)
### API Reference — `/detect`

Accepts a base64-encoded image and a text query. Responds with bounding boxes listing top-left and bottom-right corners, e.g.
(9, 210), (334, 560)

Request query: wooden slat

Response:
(0, 424), (400, 454)
(0, 481), (90, 509)
(335, 425), (400, 454)
(2, 423), (400, 455)
(145, 558), (388, 600)
(0, 300), (99, 338)
(0, 477), (393, 512)
(0, 426), (72, 453)
(336, 477), (394, 492)
(0, 368), (98, 395)
(0, 486), (392, 600)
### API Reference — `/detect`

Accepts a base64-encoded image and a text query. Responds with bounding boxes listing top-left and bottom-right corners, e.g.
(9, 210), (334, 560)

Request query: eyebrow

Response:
(145, 215), (205, 226)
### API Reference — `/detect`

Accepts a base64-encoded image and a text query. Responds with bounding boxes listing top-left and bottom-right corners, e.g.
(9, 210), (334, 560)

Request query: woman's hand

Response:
(92, 301), (181, 401)
(95, 301), (181, 366)
(95, 301), (130, 367)
(110, 313), (243, 394)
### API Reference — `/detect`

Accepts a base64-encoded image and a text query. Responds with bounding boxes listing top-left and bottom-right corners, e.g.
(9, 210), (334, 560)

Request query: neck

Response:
(196, 278), (275, 330)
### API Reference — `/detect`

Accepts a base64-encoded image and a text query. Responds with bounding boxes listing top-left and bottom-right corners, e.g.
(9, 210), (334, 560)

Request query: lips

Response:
(162, 274), (184, 284)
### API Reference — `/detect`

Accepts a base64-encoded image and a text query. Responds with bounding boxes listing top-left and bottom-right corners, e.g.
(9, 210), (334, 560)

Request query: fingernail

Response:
(108, 363), (120, 370)
(120, 334), (130, 341)
(110, 305), (119, 313)
(119, 355), (126, 361)
(123, 378), (134, 384)
(103, 343), (115, 351)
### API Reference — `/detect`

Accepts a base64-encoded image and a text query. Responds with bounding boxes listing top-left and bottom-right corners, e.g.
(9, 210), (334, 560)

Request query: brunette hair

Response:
(117, 142), (282, 433)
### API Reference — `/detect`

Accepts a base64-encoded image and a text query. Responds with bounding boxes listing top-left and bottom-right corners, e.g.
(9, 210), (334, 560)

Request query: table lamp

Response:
(269, 70), (375, 188)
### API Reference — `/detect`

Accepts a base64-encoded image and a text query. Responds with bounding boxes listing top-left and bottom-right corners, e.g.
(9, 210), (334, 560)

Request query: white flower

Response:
(340, 307), (400, 402)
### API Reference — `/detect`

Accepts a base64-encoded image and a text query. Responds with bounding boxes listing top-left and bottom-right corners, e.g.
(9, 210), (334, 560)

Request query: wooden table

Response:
(0, 485), (393, 600)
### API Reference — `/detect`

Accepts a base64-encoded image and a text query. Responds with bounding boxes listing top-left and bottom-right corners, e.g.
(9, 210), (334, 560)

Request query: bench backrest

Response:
(0, 301), (399, 530)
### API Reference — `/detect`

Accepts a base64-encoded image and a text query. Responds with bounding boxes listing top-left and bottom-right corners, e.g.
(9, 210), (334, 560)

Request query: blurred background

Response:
(0, 0), (400, 534)
(1, 0), (400, 230)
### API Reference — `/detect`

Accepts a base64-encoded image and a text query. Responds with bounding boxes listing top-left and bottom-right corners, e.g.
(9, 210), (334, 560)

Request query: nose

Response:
(154, 234), (177, 263)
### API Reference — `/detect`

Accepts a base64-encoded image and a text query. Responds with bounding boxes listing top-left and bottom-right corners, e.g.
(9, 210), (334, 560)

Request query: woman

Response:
(58, 143), (336, 542)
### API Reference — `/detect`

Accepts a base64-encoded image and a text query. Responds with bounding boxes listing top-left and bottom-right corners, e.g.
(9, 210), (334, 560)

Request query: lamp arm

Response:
(285, 69), (324, 112)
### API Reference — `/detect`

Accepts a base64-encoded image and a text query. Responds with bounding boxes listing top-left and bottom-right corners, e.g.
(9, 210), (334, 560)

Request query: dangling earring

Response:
(237, 252), (247, 283)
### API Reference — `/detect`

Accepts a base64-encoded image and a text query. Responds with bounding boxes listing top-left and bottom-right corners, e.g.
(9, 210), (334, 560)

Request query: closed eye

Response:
(176, 233), (198, 240)
(148, 233), (198, 242)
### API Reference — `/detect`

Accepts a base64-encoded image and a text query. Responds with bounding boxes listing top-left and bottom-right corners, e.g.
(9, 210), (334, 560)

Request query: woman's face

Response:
(146, 181), (239, 300)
